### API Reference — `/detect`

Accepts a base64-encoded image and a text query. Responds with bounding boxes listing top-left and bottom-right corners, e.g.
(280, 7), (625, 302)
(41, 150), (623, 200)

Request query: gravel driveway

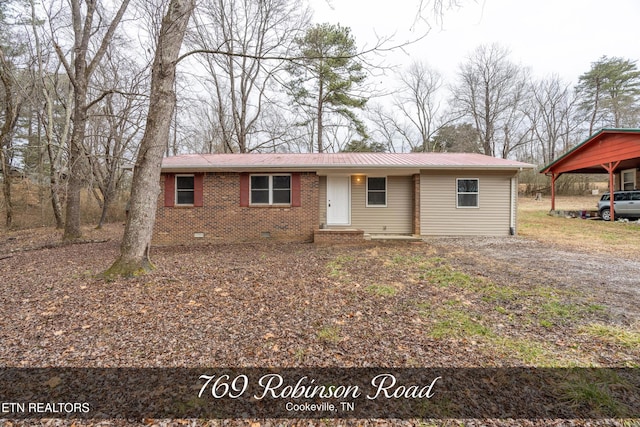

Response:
(426, 236), (640, 324)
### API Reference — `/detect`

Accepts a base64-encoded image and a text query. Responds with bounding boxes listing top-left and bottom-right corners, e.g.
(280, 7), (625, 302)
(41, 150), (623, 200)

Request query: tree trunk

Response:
(96, 175), (116, 229)
(44, 96), (66, 230)
(316, 80), (324, 153)
(0, 47), (20, 229)
(49, 176), (65, 229)
(0, 148), (12, 228)
(96, 190), (110, 229)
(57, 0), (131, 241)
(103, 0), (195, 278)
(588, 78), (600, 136)
(63, 76), (88, 241)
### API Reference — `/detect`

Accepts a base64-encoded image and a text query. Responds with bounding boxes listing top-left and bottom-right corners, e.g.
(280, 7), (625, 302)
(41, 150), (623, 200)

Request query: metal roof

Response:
(161, 152), (534, 172)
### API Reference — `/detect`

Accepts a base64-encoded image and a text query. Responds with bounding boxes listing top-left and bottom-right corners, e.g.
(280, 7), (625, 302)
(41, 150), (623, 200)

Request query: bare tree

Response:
(104, 0), (195, 277)
(365, 62), (452, 153)
(451, 43), (529, 158)
(527, 75), (578, 165)
(188, 0), (308, 153)
(0, 46), (25, 228)
(87, 48), (147, 228)
(366, 103), (402, 152)
(25, 0), (69, 229)
(49, 0), (131, 240)
(40, 72), (72, 229)
(0, 2), (32, 228)
(393, 60), (457, 151)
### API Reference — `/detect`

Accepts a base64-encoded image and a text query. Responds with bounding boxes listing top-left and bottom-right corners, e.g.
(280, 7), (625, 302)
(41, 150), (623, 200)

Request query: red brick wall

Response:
(154, 172), (319, 245)
(313, 229), (365, 244)
(412, 173), (420, 235)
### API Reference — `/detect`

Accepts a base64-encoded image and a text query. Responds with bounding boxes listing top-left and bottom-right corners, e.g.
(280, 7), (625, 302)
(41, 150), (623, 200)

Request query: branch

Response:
(87, 0), (132, 77)
(175, 33), (430, 66)
(52, 42), (78, 89)
(86, 89), (147, 111)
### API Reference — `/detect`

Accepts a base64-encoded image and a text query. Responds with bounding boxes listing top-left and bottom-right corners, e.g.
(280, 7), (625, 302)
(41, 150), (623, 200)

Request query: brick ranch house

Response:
(154, 152), (534, 244)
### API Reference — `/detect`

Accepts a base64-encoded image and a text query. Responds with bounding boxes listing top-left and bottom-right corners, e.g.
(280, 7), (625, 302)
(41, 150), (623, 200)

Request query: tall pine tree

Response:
(577, 56), (640, 134)
(287, 23), (367, 152)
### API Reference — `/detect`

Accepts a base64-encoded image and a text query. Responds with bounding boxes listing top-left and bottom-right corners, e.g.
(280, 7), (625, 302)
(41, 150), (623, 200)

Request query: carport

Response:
(540, 128), (640, 221)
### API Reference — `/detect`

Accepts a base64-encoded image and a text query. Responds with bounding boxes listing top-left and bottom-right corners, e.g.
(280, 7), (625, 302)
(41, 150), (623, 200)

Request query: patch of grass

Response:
(395, 253), (428, 264)
(535, 301), (607, 328)
(581, 323), (640, 348)
(317, 326), (342, 343)
(421, 265), (475, 288)
(326, 255), (354, 278)
(494, 306), (509, 315)
(539, 301), (579, 322)
(491, 336), (554, 365)
(526, 284), (568, 299)
(293, 348), (306, 363)
(365, 284), (397, 297)
(428, 309), (493, 339)
(480, 282), (517, 303)
(415, 302), (431, 312)
(559, 369), (633, 417)
(518, 196), (640, 258)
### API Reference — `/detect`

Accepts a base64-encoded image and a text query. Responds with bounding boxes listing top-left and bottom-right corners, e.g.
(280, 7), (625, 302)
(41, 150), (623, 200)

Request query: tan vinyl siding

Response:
(319, 175), (413, 234)
(319, 176), (327, 225)
(420, 170), (516, 236)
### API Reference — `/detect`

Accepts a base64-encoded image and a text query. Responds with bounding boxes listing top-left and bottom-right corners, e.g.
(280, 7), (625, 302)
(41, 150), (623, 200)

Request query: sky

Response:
(308, 0), (640, 88)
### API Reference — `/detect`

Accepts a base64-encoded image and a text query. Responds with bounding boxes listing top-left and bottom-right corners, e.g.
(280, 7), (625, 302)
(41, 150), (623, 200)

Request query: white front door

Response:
(327, 176), (350, 225)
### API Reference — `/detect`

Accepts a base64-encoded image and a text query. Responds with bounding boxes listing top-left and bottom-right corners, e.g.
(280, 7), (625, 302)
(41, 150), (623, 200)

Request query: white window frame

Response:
(249, 174), (292, 206)
(621, 168), (636, 191)
(366, 176), (387, 207)
(456, 178), (479, 208)
(175, 174), (195, 206)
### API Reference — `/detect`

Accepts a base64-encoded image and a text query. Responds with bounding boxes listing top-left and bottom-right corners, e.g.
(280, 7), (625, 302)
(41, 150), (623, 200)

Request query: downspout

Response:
(509, 174), (517, 235)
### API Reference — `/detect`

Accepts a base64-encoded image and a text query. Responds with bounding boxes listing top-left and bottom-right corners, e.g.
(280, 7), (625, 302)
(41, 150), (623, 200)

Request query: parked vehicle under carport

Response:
(598, 190), (640, 221)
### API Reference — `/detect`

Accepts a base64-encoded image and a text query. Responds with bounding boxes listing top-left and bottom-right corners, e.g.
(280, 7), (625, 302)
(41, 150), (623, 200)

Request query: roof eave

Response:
(161, 164), (535, 173)
(540, 128), (640, 174)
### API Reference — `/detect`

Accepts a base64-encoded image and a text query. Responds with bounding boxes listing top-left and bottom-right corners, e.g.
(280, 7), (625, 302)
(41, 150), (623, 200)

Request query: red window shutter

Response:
(291, 173), (301, 207)
(239, 173), (249, 207)
(164, 173), (175, 207)
(194, 173), (204, 207)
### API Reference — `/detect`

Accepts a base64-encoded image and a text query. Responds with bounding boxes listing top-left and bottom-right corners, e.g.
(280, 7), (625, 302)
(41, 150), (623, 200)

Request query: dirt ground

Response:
(425, 236), (640, 324)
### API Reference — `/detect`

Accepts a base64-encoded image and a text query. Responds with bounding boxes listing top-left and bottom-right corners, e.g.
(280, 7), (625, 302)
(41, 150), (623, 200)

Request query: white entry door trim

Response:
(327, 176), (351, 225)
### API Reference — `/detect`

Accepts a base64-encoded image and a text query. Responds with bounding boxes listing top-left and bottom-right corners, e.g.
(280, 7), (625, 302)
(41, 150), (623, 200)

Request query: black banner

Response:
(0, 368), (638, 419)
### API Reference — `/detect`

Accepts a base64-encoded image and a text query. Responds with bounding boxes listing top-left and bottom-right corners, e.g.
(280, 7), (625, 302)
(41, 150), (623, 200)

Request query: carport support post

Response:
(550, 173), (559, 211)
(601, 161), (621, 222)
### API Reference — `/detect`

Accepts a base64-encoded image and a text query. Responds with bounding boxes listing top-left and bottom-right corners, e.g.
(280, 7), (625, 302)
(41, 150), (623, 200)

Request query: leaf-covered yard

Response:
(1, 223), (638, 369)
(1, 221), (639, 425)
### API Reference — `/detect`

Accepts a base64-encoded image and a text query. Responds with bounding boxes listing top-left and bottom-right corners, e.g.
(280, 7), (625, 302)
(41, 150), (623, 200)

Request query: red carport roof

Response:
(161, 152), (534, 172)
(540, 128), (640, 175)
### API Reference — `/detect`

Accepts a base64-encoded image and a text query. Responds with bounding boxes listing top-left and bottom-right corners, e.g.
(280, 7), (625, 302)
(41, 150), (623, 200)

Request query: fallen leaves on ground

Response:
(1, 224), (638, 426)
